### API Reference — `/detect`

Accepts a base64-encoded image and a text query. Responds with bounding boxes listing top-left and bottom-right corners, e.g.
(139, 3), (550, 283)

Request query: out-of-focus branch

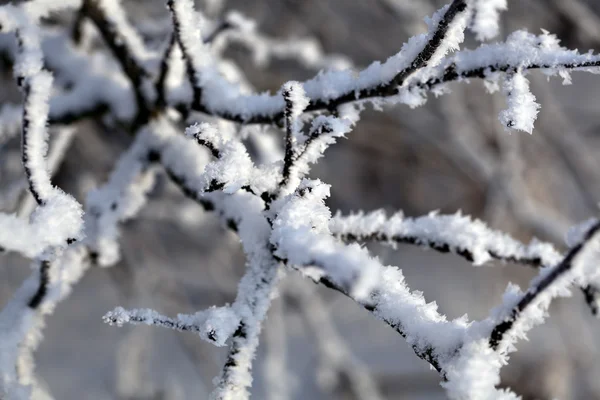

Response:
(286, 282), (385, 400)
(155, 33), (176, 109)
(262, 288), (292, 400)
(27, 260), (51, 309)
(549, 0), (600, 45)
(82, 0), (152, 126)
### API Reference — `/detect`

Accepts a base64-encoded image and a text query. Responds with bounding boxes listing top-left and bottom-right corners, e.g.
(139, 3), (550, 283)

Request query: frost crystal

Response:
(499, 72), (540, 133)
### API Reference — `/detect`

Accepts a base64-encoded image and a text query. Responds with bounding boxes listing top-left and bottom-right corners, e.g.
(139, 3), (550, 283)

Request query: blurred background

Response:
(2, 0), (600, 398)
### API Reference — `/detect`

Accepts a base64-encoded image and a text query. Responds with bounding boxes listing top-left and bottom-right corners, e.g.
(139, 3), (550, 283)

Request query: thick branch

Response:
(331, 211), (561, 267)
(310, 272), (444, 374)
(333, 211), (600, 315)
(163, 173), (454, 374)
(185, 0), (469, 124)
(185, 54), (600, 126)
(21, 79), (49, 205)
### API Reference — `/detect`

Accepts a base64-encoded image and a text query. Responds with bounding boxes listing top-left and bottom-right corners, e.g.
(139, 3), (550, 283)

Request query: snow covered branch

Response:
(331, 210), (562, 267)
(489, 220), (600, 351)
(167, 0), (211, 114)
(0, 5), (84, 259)
(103, 306), (239, 346)
(2, 0), (600, 399)
(212, 11), (351, 72)
(279, 82), (309, 197)
(332, 209), (600, 316)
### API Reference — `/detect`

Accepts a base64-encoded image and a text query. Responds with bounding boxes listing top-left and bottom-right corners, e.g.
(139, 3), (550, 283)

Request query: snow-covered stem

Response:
(20, 71), (55, 206)
(86, 118), (184, 266)
(9, 9), (57, 207)
(18, 127), (76, 217)
(489, 220), (600, 350)
(154, 143), (453, 375)
(382, 0), (469, 91)
(176, 0), (470, 125)
(270, 181), (467, 373)
(167, 0), (207, 110)
(211, 266), (278, 399)
(332, 210), (600, 316)
(279, 82), (309, 197)
(103, 306), (240, 347)
(0, 118), (178, 397)
(2, 246), (93, 397)
(176, 30), (600, 128)
(185, 122), (222, 159)
(0, 5), (85, 254)
(139, 120), (281, 398)
(289, 264), (450, 374)
(41, 34), (600, 130)
(2, 0), (600, 398)
(210, 195), (281, 399)
(331, 210), (562, 267)
(6, 1), (600, 135)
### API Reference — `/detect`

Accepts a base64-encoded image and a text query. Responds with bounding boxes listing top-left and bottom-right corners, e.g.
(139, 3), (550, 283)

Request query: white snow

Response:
(470, 0), (507, 41)
(103, 306), (240, 347)
(498, 71), (540, 133)
(331, 209), (562, 266)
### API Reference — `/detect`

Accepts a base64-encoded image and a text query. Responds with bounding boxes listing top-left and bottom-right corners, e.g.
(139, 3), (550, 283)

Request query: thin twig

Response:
(489, 221), (600, 349)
